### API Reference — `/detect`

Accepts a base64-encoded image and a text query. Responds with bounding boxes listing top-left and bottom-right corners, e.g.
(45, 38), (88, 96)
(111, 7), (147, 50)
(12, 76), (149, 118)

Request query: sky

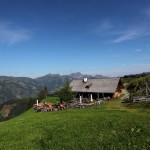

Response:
(0, 0), (150, 78)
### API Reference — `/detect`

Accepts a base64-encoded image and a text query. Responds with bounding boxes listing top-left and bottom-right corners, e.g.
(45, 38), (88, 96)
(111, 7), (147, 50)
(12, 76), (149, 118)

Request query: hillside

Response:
(122, 73), (150, 96)
(0, 99), (149, 150)
(0, 72), (106, 104)
(0, 99), (33, 121)
(0, 76), (42, 104)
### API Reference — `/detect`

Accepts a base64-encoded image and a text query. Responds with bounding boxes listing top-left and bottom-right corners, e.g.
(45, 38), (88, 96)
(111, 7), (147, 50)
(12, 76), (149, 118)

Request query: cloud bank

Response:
(0, 21), (32, 45)
(93, 7), (150, 43)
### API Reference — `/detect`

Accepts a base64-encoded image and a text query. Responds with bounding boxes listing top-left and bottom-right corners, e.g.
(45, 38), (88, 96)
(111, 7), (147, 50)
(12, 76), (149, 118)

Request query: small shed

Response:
(70, 78), (123, 101)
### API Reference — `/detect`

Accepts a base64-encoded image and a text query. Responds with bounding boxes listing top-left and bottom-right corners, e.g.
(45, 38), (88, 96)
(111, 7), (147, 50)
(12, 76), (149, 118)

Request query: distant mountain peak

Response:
(70, 72), (82, 76)
(69, 72), (83, 78)
(0, 72), (107, 105)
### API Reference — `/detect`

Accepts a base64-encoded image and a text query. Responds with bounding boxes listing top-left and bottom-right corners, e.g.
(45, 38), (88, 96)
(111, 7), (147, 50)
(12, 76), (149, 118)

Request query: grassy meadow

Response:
(0, 98), (150, 150)
(45, 96), (60, 103)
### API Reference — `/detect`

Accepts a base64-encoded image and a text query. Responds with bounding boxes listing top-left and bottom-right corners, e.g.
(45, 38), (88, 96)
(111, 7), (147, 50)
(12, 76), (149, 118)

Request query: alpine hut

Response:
(70, 78), (123, 101)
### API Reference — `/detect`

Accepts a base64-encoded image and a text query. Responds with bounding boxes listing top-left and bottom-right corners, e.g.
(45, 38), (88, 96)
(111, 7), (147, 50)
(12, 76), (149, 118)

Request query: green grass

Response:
(0, 98), (150, 150)
(125, 102), (150, 110)
(45, 96), (60, 103)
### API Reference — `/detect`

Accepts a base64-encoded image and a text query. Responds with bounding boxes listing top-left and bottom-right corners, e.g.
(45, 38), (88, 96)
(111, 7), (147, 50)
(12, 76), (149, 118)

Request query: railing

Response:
(132, 97), (150, 102)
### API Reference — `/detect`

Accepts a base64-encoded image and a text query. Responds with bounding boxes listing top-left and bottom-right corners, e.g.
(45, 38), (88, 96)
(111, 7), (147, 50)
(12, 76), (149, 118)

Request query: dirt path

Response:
(121, 89), (130, 100)
(99, 93), (150, 114)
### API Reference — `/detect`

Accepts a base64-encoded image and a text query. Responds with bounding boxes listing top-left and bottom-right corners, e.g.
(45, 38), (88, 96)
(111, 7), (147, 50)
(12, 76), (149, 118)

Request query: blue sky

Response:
(0, 0), (150, 78)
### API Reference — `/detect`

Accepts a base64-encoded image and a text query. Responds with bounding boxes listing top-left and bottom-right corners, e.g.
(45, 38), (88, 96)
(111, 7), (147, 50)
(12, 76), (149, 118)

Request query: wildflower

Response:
(131, 128), (134, 132)
(136, 128), (140, 133)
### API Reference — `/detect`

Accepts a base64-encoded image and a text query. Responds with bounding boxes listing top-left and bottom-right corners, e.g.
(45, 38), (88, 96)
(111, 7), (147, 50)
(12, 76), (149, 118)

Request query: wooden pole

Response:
(97, 93), (99, 100)
(90, 94), (93, 102)
(37, 99), (38, 106)
(80, 96), (82, 104)
(102, 93), (104, 99)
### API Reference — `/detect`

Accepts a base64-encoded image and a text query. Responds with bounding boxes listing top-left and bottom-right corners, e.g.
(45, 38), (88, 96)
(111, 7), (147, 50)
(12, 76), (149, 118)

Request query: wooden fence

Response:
(132, 97), (150, 103)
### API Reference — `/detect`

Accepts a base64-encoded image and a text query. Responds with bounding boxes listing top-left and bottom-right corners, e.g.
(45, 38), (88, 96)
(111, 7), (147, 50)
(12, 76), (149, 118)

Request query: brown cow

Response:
(33, 102), (45, 112)
(38, 102), (45, 107)
(59, 103), (66, 110)
(45, 102), (54, 111)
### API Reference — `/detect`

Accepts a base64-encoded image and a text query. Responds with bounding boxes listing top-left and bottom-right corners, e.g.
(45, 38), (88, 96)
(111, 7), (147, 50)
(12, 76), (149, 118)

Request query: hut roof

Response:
(70, 78), (121, 93)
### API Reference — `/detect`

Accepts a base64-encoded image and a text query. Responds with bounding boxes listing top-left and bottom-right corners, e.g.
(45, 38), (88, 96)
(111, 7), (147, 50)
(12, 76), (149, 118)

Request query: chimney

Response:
(83, 78), (87, 83)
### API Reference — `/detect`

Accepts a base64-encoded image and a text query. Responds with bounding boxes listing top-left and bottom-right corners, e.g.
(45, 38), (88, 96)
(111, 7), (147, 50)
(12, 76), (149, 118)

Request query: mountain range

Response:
(0, 72), (106, 104)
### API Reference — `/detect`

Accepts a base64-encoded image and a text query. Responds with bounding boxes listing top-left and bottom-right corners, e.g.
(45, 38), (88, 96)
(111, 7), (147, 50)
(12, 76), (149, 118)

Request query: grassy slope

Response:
(0, 98), (150, 150)
(45, 96), (59, 103)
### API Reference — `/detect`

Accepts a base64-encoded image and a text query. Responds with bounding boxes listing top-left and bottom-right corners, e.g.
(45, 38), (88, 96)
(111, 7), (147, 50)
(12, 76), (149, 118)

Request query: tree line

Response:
(36, 82), (74, 103)
(122, 74), (150, 96)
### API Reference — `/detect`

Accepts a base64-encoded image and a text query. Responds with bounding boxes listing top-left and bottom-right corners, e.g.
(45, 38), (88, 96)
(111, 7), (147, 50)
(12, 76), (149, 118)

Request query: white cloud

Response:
(112, 30), (138, 43)
(0, 21), (32, 45)
(142, 7), (150, 17)
(110, 23), (150, 43)
(98, 19), (113, 31)
(136, 49), (142, 52)
(110, 7), (150, 43)
(92, 8), (150, 43)
(94, 19), (113, 35)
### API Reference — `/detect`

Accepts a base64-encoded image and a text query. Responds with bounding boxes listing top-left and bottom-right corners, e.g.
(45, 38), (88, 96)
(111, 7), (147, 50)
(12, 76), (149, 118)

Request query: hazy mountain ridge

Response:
(0, 76), (42, 104)
(35, 72), (107, 92)
(0, 72), (106, 104)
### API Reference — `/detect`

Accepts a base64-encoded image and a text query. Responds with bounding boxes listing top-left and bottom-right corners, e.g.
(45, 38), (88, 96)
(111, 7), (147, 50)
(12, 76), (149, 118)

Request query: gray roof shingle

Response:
(70, 78), (120, 93)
